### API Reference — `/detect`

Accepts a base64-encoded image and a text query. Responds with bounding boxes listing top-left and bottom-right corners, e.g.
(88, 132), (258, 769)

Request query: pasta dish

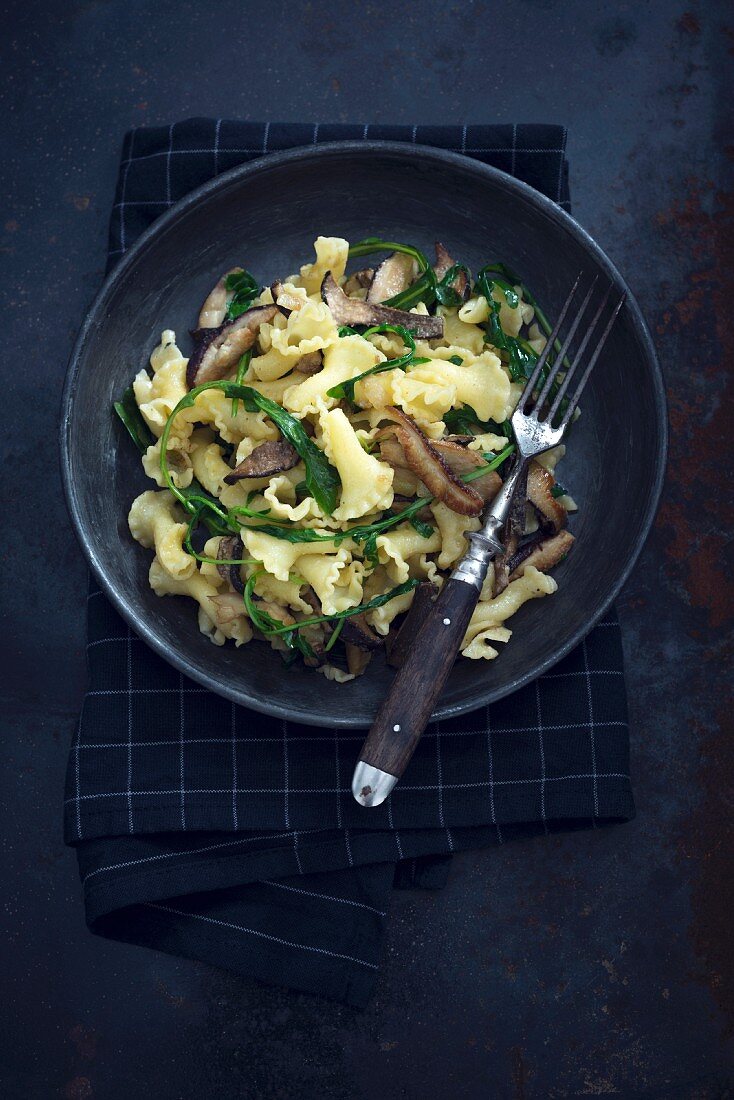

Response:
(115, 236), (576, 682)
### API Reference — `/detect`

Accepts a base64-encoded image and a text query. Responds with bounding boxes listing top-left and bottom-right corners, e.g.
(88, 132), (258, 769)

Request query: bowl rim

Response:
(60, 139), (668, 727)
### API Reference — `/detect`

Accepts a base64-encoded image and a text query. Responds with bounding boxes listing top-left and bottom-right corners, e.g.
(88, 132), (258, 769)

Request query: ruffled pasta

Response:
(123, 235), (574, 682)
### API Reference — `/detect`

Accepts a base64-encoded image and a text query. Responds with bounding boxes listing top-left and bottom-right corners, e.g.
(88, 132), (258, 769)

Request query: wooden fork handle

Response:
(352, 577), (481, 806)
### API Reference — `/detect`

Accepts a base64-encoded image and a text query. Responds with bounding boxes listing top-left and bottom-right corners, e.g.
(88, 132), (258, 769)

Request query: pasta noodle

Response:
(121, 235), (576, 681)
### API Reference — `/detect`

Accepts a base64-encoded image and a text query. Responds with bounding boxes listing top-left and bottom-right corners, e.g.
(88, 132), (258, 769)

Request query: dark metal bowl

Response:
(60, 142), (667, 728)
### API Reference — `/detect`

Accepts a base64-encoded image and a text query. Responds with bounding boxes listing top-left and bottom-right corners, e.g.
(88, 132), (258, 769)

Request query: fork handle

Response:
(352, 553), (495, 807)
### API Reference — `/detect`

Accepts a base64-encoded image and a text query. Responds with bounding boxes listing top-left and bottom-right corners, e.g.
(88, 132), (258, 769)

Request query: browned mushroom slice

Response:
(385, 581), (438, 669)
(433, 242), (469, 302)
(186, 303), (278, 388)
(377, 436), (421, 496)
(378, 409), (482, 516)
(509, 530), (575, 579)
(321, 273), (444, 339)
(216, 535), (245, 593)
(341, 614), (382, 651)
(343, 268), (374, 295)
(198, 267), (243, 328)
(224, 440), (299, 483)
(346, 645), (372, 677)
(294, 350), (323, 375)
(367, 252), (417, 303)
(527, 461), (567, 533)
(431, 439), (502, 504)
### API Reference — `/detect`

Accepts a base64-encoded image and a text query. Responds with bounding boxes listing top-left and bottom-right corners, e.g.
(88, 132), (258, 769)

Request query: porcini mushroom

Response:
(367, 252), (417, 303)
(197, 267), (244, 329)
(216, 535), (246, 594)
(433, 242), (469, 302)
(223, 440), (299, 483)
(186, 304), (278, 388)
(527, 461), (567, 533)
(508, 530), (575, 579)
(379, 408), (483, 516)
(321, 273), (443, 339)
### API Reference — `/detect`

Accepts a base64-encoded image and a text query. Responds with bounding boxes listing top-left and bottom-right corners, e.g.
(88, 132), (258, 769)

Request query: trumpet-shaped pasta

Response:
(320, 407), (394, 520)
(369, 585), (417, 635)
(133, 332), (190, 438)
(128, 490), (195, 580)
(122, 235), (575, 680)
(252, 299), (338, 382)
(285, 334), (385, 415)
(296, 235), (350, 295)
(462, 568), (557, 648)
(438, 306), (486, 354)
(376, 523), (442, 583)
(408, 352), (510, 423)
(142, 436), (194, 489)
(298, 554), (364, 615)
(430, 502), (481, 570)
(462, 626), (512, 660)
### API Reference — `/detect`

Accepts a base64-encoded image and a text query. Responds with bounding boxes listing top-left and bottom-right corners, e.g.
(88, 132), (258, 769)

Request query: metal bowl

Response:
(60, 142), (667, 727)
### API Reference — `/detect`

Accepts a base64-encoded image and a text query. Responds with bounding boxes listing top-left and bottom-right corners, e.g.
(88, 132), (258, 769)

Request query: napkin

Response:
(65, 120), (633, 1007)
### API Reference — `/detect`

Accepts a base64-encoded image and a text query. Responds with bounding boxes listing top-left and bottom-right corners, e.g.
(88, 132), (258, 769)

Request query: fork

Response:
(352, 276), (626, 807)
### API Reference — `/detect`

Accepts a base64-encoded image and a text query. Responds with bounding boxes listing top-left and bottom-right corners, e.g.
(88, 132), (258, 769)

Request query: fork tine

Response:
(515, 274), (581, 413)
(558, 293), (626, 429)
(546, 283), (613, 421)
(533, 277), (598, 412)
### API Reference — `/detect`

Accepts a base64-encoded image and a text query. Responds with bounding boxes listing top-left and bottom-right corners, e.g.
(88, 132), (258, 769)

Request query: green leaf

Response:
(262, 578), (420, 638)
(448, 355), (463, 366)
(225, 270), (260, 320)
(551, 482), (568, 499)
(113, 386), (155, 454)
(347, 238), (437, 309)
(231, 349), (252, 416)
(327, 324), (417, 403)
(461, 443), (516, 480)
(159, 381), (341, 516)
(409, 516), (434, 538)
(434, 263), (471, 307)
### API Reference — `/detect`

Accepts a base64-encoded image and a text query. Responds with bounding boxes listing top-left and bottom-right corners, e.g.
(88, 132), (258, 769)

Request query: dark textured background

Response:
(2, 1), (732, 1097)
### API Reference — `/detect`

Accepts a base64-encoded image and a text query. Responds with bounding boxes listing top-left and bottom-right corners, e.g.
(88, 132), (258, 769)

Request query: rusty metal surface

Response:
(1, 1), (732, 1096)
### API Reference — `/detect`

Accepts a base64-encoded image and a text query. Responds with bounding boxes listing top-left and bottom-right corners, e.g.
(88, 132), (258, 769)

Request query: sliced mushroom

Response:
(527, 461), (567, 533)
(224, 439), (299, 483)
(433, 242), (469, 302)
(385, 581), (438, 669)
(343, 268), (374, 295)
(367, 252), (417, 303)
(321, 272), (444, 339)
(377, 436), (421, 496)
(216, 535), (245, 594)
(198, 267), (243, 329)
(341, 614), (382, 651)
(431, 439), (502, 503)
(378, 410), (482, 516)
(346, 645), (373, 677)
(187, 303), (278, 388)
(294, 350), (323, 375)
(509, 530), (575, 579)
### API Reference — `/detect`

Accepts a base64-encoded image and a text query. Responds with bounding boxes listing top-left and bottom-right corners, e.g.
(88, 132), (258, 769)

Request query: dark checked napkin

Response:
(64, 121), (634, 1008)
